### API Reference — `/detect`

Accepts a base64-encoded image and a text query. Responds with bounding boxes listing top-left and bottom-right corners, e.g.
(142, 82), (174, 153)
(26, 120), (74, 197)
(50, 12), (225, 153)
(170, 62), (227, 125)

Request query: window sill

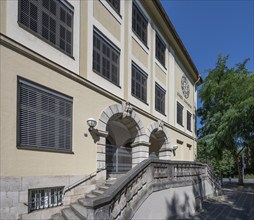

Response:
(17, 146), (74, 154)
(131, 33), (149, 54)
(18, 22), (75, 60)
(99, 0), (122, 25)
(131, 94), (149, 106)
(155, 58), (167, 73)
(155, 109), (166, 116)
(93, 69), (121, 89)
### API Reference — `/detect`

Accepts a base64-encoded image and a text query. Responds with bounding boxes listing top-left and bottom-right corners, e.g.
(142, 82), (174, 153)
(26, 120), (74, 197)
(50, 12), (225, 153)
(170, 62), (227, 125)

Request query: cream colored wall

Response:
(0, 46), (117, 177)
(4, 0), (80, 74)
(80, 0), (88, 79)
(169, 129), (195, 161)
(0, 0), (6, 33)
(93, 0), (121, 41)
(132, 38), (149, 68)
(155, 64), (166, 85)
(174, 60), (195, 137)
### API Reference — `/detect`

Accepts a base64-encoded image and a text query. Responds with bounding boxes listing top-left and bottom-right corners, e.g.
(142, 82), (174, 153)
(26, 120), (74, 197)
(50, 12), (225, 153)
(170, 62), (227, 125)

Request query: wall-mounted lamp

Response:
(86, 117), (108, 143)
(172, 145), (178, 150)
(87, 117), (97, 132)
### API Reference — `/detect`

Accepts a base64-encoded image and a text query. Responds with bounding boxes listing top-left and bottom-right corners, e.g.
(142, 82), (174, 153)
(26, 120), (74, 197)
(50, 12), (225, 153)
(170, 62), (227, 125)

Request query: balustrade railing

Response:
(81, 159), (220, 220)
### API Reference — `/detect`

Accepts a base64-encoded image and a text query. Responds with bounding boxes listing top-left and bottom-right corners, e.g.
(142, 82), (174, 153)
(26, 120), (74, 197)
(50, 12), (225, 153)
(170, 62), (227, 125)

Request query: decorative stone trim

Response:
(146, 120), (172, 160)
(96, 103), (147, 170)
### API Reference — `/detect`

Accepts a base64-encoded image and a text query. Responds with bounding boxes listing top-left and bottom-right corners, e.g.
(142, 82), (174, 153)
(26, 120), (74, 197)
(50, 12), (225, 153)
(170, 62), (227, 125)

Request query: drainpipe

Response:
(193, 74), (201, 161)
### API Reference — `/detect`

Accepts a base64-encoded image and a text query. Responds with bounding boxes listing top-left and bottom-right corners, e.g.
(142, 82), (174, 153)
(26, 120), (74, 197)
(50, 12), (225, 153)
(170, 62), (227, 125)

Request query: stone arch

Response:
(96, 102), (148, 172)
(146, 120), (171, 160)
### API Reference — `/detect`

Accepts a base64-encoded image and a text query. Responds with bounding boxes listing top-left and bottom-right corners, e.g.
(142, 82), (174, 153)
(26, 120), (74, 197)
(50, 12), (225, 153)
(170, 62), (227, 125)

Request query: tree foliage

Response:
(198, 54), (254, 184)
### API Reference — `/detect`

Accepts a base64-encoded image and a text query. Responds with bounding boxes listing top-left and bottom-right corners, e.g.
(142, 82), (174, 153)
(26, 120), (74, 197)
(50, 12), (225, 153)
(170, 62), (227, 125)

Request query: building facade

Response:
(0, 0), (201, 219)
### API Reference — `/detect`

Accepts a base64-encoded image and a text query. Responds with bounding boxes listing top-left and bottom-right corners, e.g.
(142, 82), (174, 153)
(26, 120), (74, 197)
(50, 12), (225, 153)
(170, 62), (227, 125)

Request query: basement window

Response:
(28, 187), (64, 212)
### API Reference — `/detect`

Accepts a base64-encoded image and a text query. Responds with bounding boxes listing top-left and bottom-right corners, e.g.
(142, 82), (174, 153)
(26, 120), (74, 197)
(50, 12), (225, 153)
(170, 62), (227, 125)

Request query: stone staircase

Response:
(51, 179), (117, 220)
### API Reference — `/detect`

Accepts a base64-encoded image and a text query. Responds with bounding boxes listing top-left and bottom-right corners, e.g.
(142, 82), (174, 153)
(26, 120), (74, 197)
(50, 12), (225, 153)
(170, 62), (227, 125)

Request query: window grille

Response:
(156, 34), (166, 66)
(93, 28), (120, 85)
(187, 111), (192, 131)
(131, 62), (147, 103)
(17, 78), (73, 152)
(106, 0), (120, 14)
(155, 83), (166, 114)
(28, 187), (64, 212)
(132, 2), (148, 45)
(177, 102), (184, 126)
(18, 0), (74, 56)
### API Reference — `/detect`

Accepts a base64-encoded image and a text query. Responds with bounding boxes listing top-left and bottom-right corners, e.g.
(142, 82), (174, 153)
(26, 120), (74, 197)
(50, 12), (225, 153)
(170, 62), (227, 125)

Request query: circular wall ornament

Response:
(181, 75), (190, 99)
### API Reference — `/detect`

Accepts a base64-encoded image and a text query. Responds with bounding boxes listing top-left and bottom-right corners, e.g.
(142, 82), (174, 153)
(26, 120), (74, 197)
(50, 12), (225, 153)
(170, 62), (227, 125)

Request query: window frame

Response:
(17, 77), (73, 153)
(28, 186), (64, 213)
(106, 0), (120, 15)
(131, 62), (148, 103)
(155, 83), (166, 115)
(177, 101), (184, 126)
(155, 34), (166, 67)
(93, 27), (121, 86)
(18, 0), (74, 57)
(187, 111), (192, 131)
(132, 2), (148, 46)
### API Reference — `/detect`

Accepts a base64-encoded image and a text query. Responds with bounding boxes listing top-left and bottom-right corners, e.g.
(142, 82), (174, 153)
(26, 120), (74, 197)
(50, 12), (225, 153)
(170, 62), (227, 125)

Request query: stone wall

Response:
(0, 171), (105, 220)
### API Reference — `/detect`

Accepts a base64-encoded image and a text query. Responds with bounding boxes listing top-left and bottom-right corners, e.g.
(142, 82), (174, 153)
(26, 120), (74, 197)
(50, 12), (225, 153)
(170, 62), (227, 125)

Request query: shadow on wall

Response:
(165, 177), (206, 219)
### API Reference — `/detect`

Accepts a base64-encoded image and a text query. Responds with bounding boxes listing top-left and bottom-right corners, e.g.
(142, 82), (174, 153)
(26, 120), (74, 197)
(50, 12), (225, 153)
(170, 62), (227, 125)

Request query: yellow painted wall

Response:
(174, 61), (194, 112)
(0, 46), (117, 177)
(93, 0), (121, 42)
(132, 38), (148, 68)
(155, 63), (166, 85)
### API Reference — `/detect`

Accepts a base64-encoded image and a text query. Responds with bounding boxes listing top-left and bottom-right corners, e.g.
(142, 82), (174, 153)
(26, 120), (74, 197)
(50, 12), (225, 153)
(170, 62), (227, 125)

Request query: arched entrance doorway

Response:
(149, 129), (166, 158)
(96, 103), (147, 175)
(146, 120), (171, 160)
(105, 120), (133, 174)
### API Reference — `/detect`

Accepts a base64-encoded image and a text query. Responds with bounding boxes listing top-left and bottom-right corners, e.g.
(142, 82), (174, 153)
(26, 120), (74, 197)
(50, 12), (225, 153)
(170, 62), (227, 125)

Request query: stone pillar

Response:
(131, 141), (150, 167)
(159, 146), (172, 160)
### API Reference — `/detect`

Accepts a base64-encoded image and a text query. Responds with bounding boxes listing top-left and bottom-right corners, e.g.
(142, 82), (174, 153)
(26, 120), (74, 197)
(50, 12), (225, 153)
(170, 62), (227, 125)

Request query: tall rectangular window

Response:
(18, 0), (74, 56)
(131, 62), (147, 103)
(155, 83), (165, 114)
(187, 111), (192, 131)
(17, 78), (73, 152)
(177, 102), (183, 126)
(93, 28), (120, 85)
(106, 0), (120, 14)
(156, 34), (166, 66)
(132, 2), (148, 45)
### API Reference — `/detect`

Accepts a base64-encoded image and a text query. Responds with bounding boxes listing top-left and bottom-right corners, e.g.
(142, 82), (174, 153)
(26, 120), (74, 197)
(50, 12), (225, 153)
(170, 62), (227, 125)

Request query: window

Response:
(177, 102), (183, 126)
(187, 111), (192, 131)
(155, 83), (165, 114)
(93, 28), (120, 85)
(17, 78), (73, 152)
(106, 0), (120, 14)
(156, 34), (166, 66)
(18, 0), (74, 56)
(131, 62), (147, 103)
(28, 187), (64, 212)
(132, 2), (148, 45)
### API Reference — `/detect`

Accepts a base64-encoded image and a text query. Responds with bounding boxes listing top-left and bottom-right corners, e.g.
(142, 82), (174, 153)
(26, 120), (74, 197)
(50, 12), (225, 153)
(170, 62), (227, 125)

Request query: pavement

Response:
(193, 182), (254, 220)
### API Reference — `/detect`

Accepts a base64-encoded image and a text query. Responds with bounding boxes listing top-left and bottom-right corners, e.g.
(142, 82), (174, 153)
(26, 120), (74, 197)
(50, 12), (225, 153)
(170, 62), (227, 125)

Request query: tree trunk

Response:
(233, 152), (244, 185)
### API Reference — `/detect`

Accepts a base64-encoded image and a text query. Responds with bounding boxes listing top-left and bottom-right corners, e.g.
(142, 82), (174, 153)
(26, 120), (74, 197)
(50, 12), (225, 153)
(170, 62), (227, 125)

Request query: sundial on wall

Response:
(181, 75), (190, 99)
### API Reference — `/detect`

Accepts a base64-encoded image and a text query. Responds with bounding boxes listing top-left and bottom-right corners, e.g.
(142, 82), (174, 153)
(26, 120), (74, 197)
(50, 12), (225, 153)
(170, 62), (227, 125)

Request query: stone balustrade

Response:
(80, 159), (220, 220)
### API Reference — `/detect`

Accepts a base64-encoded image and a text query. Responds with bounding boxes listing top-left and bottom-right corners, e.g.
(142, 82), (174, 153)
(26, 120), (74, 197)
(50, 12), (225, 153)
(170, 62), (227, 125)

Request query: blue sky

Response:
(161, 0), (254, 128)
(161, 0), (254, 75)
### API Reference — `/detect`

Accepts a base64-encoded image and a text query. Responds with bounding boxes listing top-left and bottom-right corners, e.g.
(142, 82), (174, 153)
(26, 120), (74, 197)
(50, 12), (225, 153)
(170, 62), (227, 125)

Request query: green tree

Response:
(198, 54), (254, 185)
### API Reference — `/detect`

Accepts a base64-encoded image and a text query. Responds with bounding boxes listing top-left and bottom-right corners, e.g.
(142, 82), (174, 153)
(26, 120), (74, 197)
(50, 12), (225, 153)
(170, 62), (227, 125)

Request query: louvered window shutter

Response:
(18, 78), (72, 152)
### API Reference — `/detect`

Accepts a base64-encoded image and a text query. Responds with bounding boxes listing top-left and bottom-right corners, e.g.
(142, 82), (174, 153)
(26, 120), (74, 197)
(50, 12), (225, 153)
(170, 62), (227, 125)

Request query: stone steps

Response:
(51, 178), (117, 220)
